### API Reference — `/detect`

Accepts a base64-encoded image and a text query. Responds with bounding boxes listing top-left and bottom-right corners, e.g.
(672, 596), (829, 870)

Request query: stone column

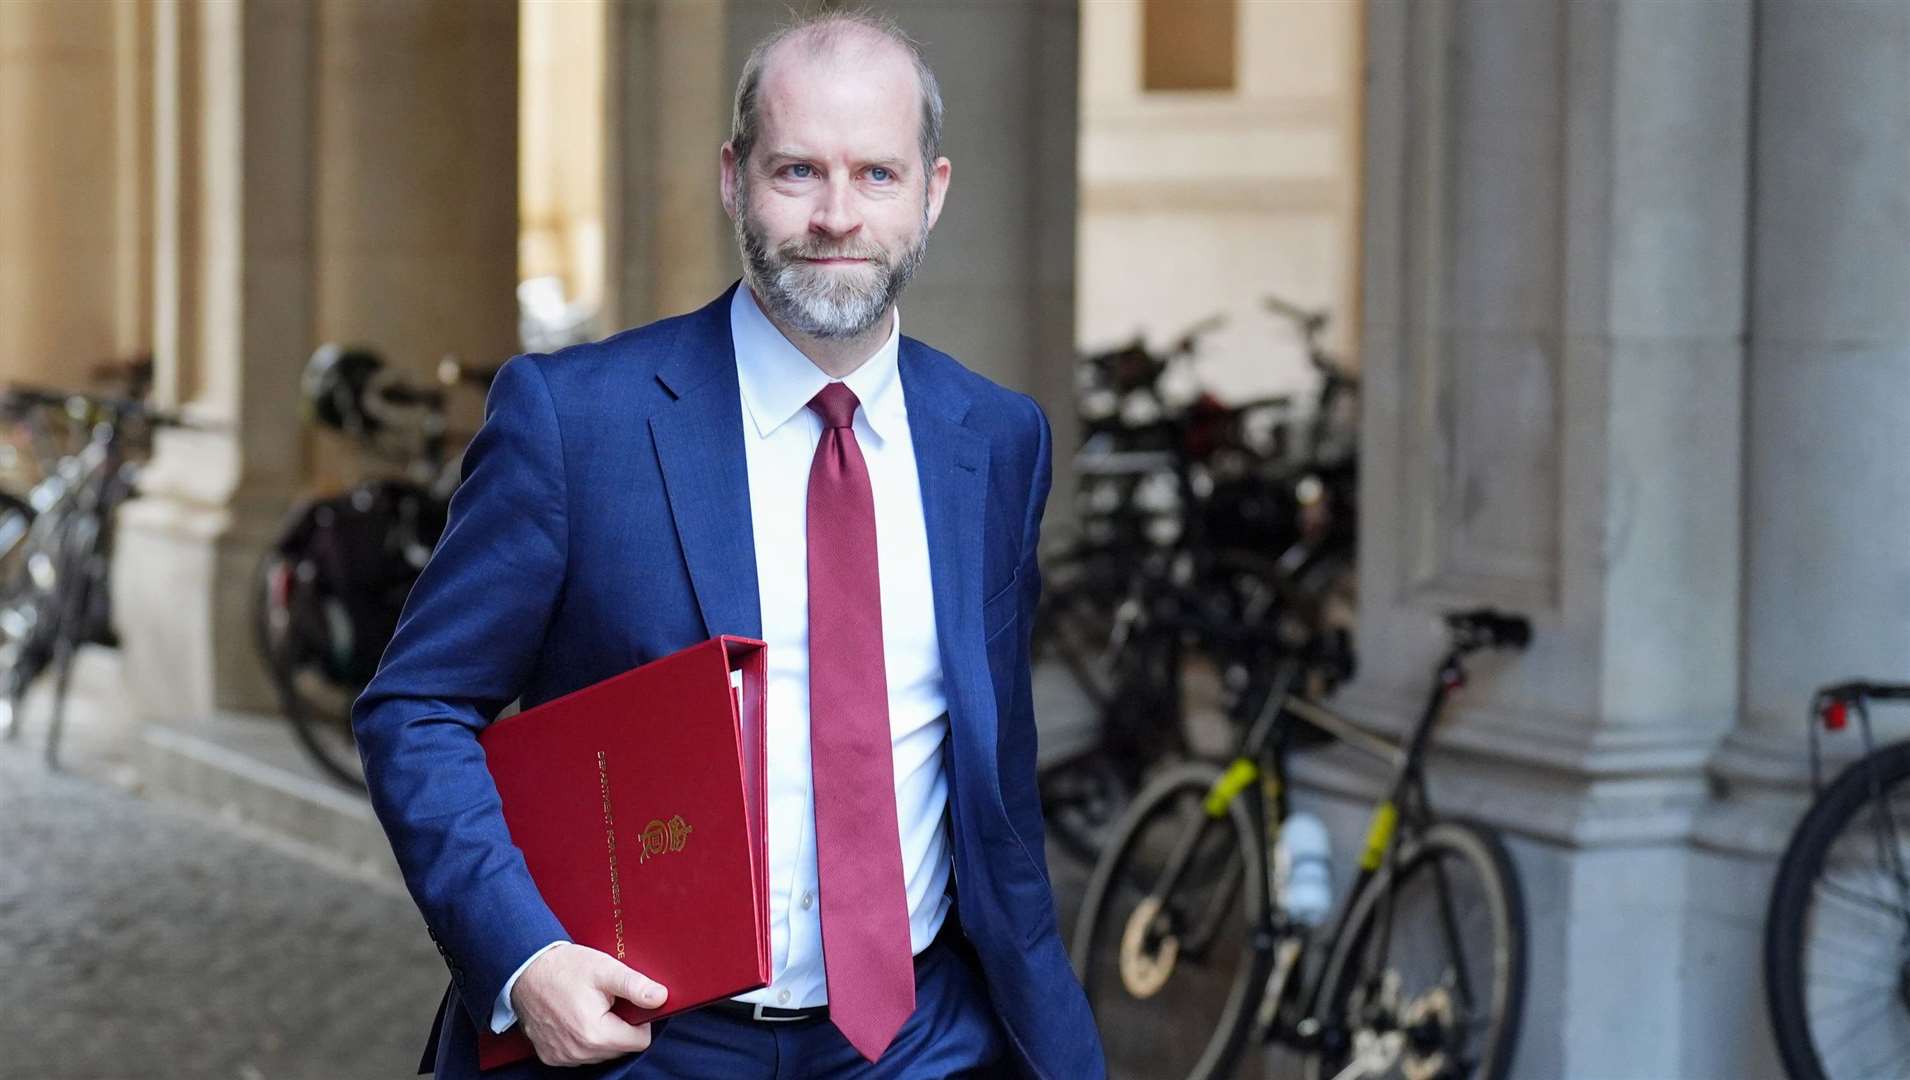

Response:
(605, 0), (734, 329)
(115, 0), (317, 719)
(313, 0), (519, 398)
(0, 0), (149, 388)
(1711, 0), (1910, 789)
(1325, 1), (1754, 1074)
(1694, 3), (1910, 1066)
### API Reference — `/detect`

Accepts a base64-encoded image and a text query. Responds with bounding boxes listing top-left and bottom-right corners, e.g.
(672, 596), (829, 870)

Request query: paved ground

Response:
(0, 747), (447, 1080)
(0, 741), (1111, 1080)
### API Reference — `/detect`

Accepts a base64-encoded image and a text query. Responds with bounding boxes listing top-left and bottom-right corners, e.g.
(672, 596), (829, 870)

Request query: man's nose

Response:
(809, 176), (861, 239)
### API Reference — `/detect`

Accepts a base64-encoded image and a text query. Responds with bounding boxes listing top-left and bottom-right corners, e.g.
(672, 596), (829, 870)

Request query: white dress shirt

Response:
(492, 285), (951, 1030)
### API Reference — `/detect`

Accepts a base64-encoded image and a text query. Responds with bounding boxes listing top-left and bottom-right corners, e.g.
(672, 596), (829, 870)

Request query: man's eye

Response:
(785, 164), (814, 179)
(868, 167), (893, 183)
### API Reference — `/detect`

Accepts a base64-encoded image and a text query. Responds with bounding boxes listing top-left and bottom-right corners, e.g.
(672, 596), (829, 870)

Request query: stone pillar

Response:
(606, 0), (734, 329)
(607, 0), (1078, 434)
(1325, 1), (1753, 1075)
(313, 0), (519, 395)
(1695, 0), (1910, 1067)
(0, 0), (150, 388)
(116, 0), (519, 719)
(1712, 0), (1910, 786)
(115, 0), (317, 720)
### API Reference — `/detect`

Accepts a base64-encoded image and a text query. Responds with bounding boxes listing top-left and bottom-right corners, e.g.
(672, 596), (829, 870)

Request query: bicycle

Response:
(1765, 680), (1910, 1080)
(253, 345), (494, 788)
(1070, 609), (1530, 1080)
(0, 386), (200, 767)
(1037, 301), (1359, 866)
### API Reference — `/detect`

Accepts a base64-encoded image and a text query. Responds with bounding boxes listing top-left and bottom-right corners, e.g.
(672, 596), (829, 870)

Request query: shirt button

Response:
(800, 891), (815, 911)
(777, 989), (791, 1005)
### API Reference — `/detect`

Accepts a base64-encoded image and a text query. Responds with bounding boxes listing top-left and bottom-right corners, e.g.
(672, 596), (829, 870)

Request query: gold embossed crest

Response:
(639, 814), (693, 862)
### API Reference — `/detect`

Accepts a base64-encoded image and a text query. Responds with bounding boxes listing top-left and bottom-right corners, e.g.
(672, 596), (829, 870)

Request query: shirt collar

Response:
(730, 283), (904, 444)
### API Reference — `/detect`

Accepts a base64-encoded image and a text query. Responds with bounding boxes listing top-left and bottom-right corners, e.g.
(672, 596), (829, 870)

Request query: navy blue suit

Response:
(352, 285), (1106, 1079)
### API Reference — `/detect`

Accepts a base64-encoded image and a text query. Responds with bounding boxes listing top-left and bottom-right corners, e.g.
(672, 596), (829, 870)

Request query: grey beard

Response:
(734, 177), (929, 340)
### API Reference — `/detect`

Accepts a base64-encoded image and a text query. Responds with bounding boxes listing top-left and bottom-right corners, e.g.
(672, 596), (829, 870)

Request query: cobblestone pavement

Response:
(0, 742), (1114, 1080)
(0, 747), (446, 1080)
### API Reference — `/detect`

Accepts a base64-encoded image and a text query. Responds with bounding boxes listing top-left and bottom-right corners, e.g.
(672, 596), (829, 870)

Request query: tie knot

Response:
(808, 383), (861, 430)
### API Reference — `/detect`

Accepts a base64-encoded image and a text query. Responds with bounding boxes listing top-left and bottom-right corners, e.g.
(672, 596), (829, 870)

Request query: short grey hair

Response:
(729, 8), (945, 177)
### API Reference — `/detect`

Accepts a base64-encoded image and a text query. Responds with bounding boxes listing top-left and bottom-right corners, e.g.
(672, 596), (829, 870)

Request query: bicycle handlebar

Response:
(0, 384), (227, 434)
(1165, 313), (1228, 358)
(1261, 294), (1329, 337)
(375, 382), (447, 410)
(437, 354), (500, 391)
(1444, 609), (1532, 654)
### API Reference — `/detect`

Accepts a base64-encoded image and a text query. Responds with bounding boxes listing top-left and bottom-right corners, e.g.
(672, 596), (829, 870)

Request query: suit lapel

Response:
(900, 342), (993, 742)
(649, 285), (764, 641)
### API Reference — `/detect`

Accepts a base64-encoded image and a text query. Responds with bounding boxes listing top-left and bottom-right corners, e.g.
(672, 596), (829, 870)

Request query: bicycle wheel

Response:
(0, 491), (36, 596)
(1311, 821), (1525, 1080)
(1040, 749), (1134, 866)
(1036, 577), (1185, 867)
(1766, 741), (1910, 1080)
(253, 548), (366, 790)
(1071, 761), (1273, 1080)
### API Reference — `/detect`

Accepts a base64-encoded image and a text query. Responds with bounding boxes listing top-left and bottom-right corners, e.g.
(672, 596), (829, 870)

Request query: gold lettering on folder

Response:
(597, 751), (626, 959)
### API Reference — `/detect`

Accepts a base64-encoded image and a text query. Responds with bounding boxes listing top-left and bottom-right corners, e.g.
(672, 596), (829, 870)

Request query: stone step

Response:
(11, 643), (405, 889)
(138, 716), (403, 887)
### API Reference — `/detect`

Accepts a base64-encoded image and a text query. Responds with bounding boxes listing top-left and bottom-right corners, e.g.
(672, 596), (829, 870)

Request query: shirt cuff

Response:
(491, 940), (567, 1034)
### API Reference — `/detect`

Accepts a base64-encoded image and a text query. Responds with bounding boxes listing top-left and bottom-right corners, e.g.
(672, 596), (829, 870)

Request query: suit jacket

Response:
(352, 284), (1106, 1079)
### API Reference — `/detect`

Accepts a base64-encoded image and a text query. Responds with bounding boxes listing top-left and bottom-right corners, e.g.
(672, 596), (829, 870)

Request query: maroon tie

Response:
(805, 382), (914, 1061)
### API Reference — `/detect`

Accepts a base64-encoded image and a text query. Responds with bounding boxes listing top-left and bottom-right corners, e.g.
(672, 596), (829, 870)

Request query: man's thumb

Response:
(595, 957), (667, 1009)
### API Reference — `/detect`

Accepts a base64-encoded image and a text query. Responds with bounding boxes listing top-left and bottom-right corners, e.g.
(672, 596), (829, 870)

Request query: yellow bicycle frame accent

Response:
(1205, 758), (1259, 818)
(1360, 800), (1400, 870)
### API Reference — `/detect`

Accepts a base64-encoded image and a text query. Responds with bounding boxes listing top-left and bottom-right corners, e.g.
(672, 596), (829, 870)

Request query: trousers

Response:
(431, 931), (1009, 1079)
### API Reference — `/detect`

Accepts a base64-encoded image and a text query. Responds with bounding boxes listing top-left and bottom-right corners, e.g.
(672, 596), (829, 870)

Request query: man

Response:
(353, 10), (1104, 1079)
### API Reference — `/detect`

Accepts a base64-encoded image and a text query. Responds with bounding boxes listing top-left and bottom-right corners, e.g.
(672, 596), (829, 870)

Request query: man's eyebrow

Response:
(759, 149), (911, 172)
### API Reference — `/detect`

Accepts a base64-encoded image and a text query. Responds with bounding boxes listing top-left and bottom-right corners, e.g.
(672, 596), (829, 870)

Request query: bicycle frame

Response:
(1196, 643), (1474, 1055)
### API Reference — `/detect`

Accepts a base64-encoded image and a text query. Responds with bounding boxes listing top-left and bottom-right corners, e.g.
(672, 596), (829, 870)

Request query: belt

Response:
(701, 921), (962, 1026)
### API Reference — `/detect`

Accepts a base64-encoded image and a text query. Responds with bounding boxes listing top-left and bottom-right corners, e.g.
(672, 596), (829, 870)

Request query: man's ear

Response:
(924, 156), (953, 233)
(720, 142), (740, 220)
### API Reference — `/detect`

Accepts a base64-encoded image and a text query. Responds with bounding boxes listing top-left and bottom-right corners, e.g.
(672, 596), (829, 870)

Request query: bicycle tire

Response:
(1040, 749), (1132, 866)
(1071, 761), (1273, 1080)
(1034, 572), (1185, 869)
(254, 548), (367, 790)
(0, 490), (36, 596)
(1311, 821), (1526, 1080)
(1766, 740), (1910, 1080)
(270, 645), (367, 791)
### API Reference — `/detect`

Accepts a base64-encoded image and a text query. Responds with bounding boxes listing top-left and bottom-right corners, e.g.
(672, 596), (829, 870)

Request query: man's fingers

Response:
(588, 1016), (655, 1056)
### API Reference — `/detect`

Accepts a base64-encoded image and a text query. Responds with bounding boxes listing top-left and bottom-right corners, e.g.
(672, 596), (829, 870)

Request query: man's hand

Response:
(509, 942), (670, 1067)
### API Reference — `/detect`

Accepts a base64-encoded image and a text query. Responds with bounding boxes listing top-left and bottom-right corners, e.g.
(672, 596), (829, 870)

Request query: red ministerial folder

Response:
(474, 636), (770, 1071)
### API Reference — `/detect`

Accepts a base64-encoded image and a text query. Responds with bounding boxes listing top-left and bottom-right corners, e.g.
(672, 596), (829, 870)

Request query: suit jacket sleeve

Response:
(351, 355), (573, 1030)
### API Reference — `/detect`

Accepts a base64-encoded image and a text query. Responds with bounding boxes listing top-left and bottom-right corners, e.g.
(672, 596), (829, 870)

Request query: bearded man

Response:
(352, 9), (1104, 1079)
